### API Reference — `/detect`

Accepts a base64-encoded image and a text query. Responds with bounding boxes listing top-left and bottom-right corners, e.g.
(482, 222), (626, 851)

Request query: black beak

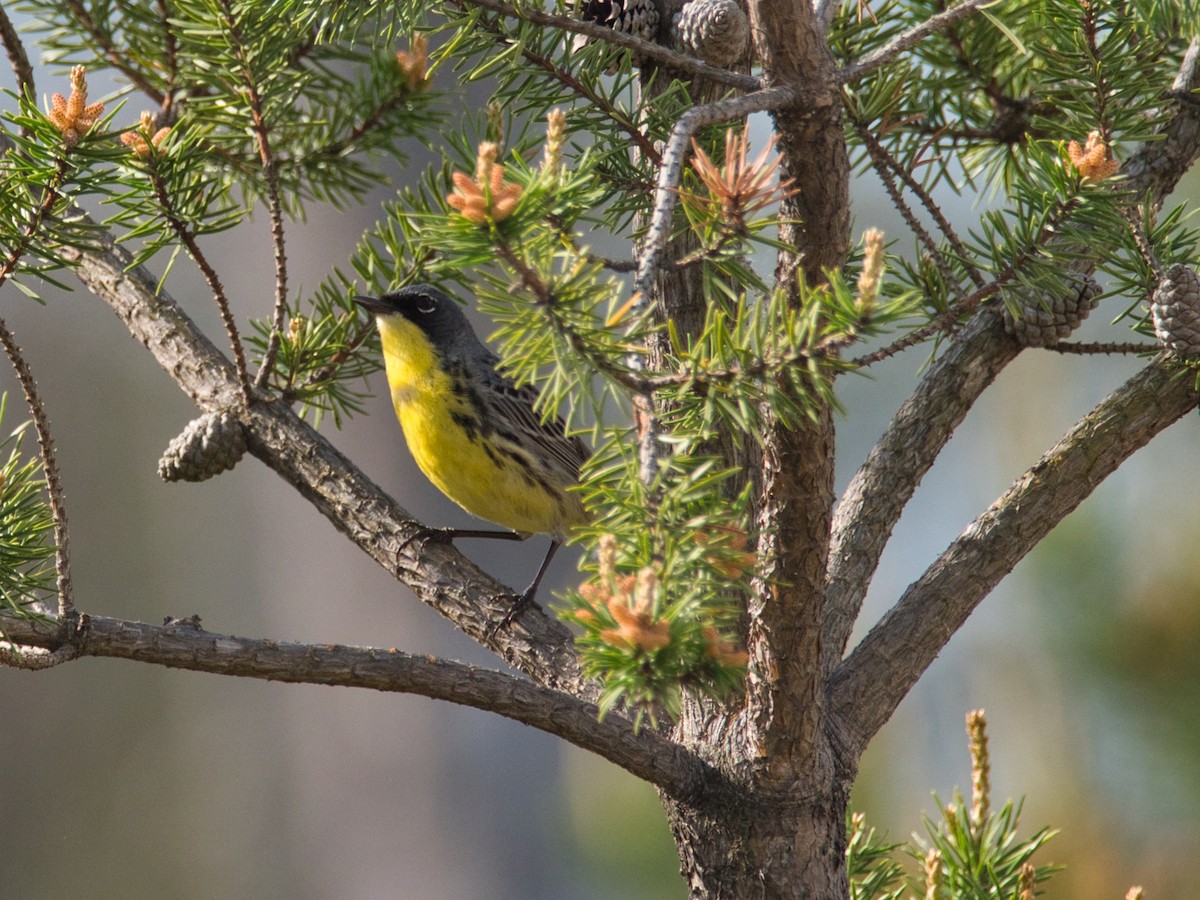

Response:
(353, 295), (389, 315)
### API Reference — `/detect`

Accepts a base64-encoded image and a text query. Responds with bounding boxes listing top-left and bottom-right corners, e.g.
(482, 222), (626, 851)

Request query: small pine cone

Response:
(158, 411), (247, 483)
(670, 0), (749, 68)
(1003, 275), (1101, 347)
(1151, 264), (1200, 358)
(576, 0), (660, 42)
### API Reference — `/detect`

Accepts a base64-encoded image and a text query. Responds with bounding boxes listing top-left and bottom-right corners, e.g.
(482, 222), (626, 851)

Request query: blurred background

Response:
(1, 14), (1198, 900)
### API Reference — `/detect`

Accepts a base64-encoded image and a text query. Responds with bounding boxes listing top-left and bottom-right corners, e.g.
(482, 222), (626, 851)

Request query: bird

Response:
(355, 285), (590, 623)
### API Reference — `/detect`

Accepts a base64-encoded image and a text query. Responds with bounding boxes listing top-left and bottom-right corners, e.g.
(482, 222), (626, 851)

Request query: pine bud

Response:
(1002, 275), (1101, 347)
(923, 848), (943, 900)
(158, 410), (247, 483)
(543, 108), (567, 174)
(966, 709), (990, 827)
(47, 65), (105, 146)
(1018, 863), (1036, 900)
(670, 0), (749, 68)
(856, 228), (886, 316)
(1151, 264), (1200, 358)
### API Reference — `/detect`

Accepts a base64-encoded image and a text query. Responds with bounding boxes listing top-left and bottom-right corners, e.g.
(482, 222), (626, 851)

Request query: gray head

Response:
(354, 284), (481, 351)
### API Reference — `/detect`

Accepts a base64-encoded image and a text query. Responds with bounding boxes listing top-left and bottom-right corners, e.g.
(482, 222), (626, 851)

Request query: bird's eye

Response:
(417, 300), (436, 314)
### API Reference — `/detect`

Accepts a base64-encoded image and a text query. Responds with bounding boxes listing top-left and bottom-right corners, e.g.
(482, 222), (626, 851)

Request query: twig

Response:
(0, 3), (34, 101)
(1047, 340), (1156, 355)
(674, 231), (738, 269)
(855, 121), (985, 289)
(473, 17), (661, 165)
(497, 237), (861, 400)
(155, 0), (179, 120)
(0, 319), (72, 619)
(850, 194), (1083, 369)
(148, 165), (253, 404)
(63, 0), (166, 104)
(1121, 206), (1165, 280)
(308, 80), (429, 163)
(849, 284), (997, 369)
(494, 240), (652, 395)
(0, 159), (74, 619)
(0, 640), (79, 669)
(634, 86), (801, 299)
(293, 317), (374, 394)
(0, 318), (73, 617)
(584, 252), (638, 272)
(446, 0), (760, 90)
(1077, 0), (1113, 140)
(838, 0), (996, 84)
(855, 125), (970, 302)
(215, 0), (290, 391)
(255, 176), (289, 391)
(937, 0), (1019, 122)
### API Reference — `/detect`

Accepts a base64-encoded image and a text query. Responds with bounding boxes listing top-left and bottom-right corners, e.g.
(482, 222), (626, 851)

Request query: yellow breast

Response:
(376, 315), (584, 538)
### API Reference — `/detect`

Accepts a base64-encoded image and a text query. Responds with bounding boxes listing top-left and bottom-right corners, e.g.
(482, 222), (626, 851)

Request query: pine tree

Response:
(0, 0), (1196, 895)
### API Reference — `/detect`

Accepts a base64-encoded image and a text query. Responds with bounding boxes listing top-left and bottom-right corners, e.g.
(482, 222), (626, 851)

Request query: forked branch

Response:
(634, 86), (805, 299)
(831, 354), (1199, 754)
(838, 0), (998, 84)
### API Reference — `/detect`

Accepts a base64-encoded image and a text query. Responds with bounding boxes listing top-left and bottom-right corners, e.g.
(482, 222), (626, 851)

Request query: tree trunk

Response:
(639, 0), (852, 890)
(662, 755), (851, 898)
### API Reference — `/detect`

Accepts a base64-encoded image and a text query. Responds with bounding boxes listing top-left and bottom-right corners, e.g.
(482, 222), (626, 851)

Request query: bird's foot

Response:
(485, 589), (539, 640)
(396, 526), (459, 558)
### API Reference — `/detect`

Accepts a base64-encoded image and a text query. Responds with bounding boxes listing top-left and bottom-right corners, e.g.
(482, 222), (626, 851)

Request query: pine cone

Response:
(1151, 264), (1200, 358)
(575, 0), (660, 59)
(1002, 275), (1101, 347)
(158, 410), (247, 483)
(670, 0), (749, 68)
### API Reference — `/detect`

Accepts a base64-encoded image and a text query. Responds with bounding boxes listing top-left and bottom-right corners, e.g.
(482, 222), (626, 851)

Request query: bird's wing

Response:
(473, 353), (589, 480)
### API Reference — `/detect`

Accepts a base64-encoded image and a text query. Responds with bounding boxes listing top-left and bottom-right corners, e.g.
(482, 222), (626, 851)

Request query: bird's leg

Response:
(397, 526), (527, 556)
(490, 540), (561, 635)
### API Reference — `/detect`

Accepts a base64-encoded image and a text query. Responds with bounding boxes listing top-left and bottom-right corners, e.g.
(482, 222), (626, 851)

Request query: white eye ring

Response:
(417, 300), (436, 314)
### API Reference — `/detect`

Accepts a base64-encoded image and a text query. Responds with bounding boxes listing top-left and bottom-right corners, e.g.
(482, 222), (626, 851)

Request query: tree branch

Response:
(831, 355), (1199, 755)
(446, 0), (760, 90)
(62, 0), (166, 104)
(0, 157), (76, 618)
(0, 610), (718, 803)
(852, 119), (984, 295)
(825, 40), (1200, 676)
(148, 164), (253, 404)
(633, 86), (803, 299)
(56, 226), (587, 694)
(1122, 35), (1200, 207)
(825, 313), (1019, 672)
(473, 16), (661, 165)
(0, 3), (34, 101)
(837, 0), (997, 85)
(215, 0), (290, 392)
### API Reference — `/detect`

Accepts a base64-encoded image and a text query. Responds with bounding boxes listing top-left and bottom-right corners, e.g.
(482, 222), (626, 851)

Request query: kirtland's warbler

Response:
(355, 285), (589, 611)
